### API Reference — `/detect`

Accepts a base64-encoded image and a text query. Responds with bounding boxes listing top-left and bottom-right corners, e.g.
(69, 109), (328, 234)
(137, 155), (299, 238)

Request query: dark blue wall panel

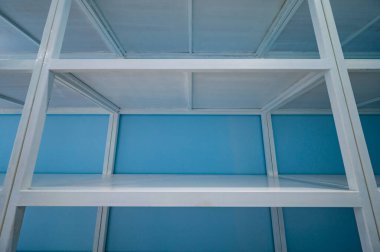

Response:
(283, 208), (362, 252)
(360, 115), (380, 175)
(106, 207), (274, 252)
(114, 115), (266, 174)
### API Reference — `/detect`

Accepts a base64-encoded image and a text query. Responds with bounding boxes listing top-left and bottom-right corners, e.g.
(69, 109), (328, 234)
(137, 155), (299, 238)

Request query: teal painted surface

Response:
(272, 115), (345, 174)
(35, 115), (109, 174)
(17, 207), (97, 252)
(0, 114), (375, 250)
(115, 115), (266, 174)
(0, 115), (20, 173)
(11, 115), (108, 251)
(360, 115), (380, 175)
(283, 208), (362, 252)
(106, 207), (274, 252)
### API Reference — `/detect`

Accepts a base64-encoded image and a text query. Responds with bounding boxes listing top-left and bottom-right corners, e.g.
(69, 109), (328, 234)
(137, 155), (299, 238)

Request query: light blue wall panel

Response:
(360, 115), (380, 175)
(283, 208), (362, 252)
(35, 114), (109, 174)
(272, 115), (345, 174)
(17, 207), (97, 252)
(114, 115), (266, 174)
(0, 115), (20, 173)
(106, 207), (274, 252)
(13, 115), (108, 251)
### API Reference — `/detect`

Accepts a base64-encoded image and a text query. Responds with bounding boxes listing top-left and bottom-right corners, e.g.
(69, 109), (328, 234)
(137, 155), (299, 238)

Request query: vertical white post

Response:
(308, 0), (380, 250)
(261, 112), (287, 252)
(93, 113), (119, 252)
(0, 1), (71, 251)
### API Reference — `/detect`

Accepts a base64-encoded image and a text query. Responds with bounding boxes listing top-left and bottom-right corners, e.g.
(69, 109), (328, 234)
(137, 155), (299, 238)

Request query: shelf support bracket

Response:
(93, 113), (119, 252)
(261, 112), (288, 252)
(0, 1), (72, 251)
(309, 0), (380, 250)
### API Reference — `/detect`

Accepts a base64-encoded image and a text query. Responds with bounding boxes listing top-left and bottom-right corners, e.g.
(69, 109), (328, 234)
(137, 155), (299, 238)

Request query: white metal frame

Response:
(0, 0), (379, 251)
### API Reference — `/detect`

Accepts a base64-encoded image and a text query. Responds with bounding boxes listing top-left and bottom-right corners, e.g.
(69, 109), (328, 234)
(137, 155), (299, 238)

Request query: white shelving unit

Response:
(0, 0), (379, 251)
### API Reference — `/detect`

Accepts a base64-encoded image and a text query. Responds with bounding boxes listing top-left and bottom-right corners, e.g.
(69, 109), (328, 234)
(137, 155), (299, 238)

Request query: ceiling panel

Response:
(281, 71), (380, 110)
(193, 72), (308, 109)
(96, 0), (188, 54)
(350, 72), (380, 109)
(330, 0), (380, 58)
(282, 83), (331, 110)
(270, 1), (319, 57)
(61, 1), (112, 57)
(0, 0), (50, 42)
(76, 72), (188, 109)
(193, 0), (284, 53)
(0, 72), (30, 104)
(0, 18), (37, 57)
(49, 83), (98, 109)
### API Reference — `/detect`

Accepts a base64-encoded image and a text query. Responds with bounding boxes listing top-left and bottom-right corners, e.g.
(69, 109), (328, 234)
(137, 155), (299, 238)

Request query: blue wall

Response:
(283, 208), (362, 252)
(17, 207), (97, 252)
(106, 207), (274, 252)
(0, 114), (377, 251)
(361, 115), (380, 175)
(36, 114), (109, 174)
(272, 115), (345, 174)
(114, 115), (266, 174)
(0, 115), (20, 173)
(15, 115), (108, 251)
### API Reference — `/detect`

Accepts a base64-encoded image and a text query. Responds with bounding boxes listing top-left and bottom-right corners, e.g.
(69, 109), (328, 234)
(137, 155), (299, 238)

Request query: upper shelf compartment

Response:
(330, 0), (380, 59)
(0, 0), (51, 59)
(0, 0), (324, 59)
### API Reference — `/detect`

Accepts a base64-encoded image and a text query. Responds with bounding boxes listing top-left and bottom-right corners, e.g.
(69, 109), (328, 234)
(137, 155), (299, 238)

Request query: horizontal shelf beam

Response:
(346, 59), (380, 70)
(48, 59), (331, 72)
(119, 108), (262, 115)
(1, 108), (379, 115)
(0, 60), (35, 71)
(17, 189), (360, 207)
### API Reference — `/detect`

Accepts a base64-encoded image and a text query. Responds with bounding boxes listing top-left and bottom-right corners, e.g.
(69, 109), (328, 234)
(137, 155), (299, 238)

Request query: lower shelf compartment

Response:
(9, 174), (363, 207)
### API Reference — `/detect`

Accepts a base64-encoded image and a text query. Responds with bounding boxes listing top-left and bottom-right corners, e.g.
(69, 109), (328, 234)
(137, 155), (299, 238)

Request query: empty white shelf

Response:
(14, 174), (361, 208)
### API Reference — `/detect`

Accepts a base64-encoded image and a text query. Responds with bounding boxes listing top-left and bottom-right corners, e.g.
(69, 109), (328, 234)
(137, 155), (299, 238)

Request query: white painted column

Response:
(309, 0), (380, 250)
(93, 113), (119, 252)
(262, 112), (287, 252)
(0, 1), (71, 251)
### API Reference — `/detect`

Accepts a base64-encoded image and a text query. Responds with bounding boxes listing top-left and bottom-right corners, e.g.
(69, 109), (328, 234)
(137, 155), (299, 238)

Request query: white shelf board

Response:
(14, 174), (361, 207)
